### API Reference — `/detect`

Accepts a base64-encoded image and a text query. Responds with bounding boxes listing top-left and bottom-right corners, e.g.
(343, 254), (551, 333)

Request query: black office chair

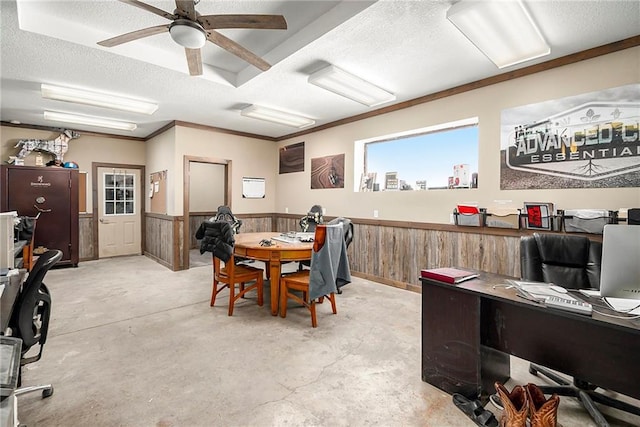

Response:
(328, 217), (354, 249)
(9, 249), (62, 404)
(519, 234), (640, 427)
(299, 205), (324, 233)
(212, 205), (243, 234)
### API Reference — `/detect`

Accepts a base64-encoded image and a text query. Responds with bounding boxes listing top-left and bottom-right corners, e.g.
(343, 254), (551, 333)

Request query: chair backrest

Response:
(213, 205), (242, 234)
(21, 217), (38, 271)
(328, 216), (354, 249)
(308, 224), (351, 300)
(520, 234), (601, 289)
(299, 204), (324, 232)
(10, 249), (62, 360)
(204, 221), (240, 283)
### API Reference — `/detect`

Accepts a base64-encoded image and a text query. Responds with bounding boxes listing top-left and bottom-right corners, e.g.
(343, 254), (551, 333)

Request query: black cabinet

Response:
(1, 165), (79, 266)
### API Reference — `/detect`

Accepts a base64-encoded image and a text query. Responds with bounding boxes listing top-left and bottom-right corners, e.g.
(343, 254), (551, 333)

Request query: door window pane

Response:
(103, 172), (136, 216)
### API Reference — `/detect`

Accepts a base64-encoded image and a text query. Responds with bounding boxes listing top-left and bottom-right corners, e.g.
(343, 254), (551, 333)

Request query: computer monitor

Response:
(599, 224), (640, 300)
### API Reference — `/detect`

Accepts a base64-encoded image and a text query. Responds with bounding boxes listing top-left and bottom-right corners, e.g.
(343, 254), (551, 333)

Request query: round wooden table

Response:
(234, 232), (312, 316)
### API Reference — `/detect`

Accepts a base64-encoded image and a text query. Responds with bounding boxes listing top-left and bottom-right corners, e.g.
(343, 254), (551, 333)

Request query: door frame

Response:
(182, 155), (231, 270)
(92, 162), (146, 259)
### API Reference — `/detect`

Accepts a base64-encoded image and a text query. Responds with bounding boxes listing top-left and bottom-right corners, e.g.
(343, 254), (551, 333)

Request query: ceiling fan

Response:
(98, 0), (287, 76)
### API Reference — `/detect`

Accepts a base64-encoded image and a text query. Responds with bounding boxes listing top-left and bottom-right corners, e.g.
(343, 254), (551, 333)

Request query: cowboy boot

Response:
(495, 382), (528, 427)
(526, 383), (560, 427)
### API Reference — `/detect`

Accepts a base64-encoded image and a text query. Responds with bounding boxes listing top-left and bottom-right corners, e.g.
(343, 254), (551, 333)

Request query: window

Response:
(103, 172), (136, 215)
(355, 118), (479, 191)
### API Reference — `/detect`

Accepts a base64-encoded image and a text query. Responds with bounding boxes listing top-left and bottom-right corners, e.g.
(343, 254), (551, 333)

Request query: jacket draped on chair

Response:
(195, 220), (234, 262)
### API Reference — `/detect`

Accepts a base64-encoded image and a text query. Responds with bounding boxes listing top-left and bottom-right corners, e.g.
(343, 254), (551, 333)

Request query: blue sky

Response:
(366, 126), (479, 188)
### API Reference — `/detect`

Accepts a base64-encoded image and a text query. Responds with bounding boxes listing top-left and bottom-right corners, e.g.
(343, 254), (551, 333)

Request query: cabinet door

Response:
(6, 168), (73, 262)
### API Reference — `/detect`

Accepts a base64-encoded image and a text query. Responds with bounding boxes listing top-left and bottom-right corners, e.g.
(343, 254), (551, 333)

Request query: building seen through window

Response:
(355, 118), (479, 192)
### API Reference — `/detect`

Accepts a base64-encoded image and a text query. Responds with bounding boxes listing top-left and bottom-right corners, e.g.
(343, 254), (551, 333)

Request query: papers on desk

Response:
(508, 280), (577, 302)
(579, 290), (640, 314)
(605, 298), (640, 315)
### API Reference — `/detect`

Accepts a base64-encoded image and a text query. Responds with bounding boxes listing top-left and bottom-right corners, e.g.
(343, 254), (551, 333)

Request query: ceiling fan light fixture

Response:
(241, 105), (315, 129)
(308, 65), (396, 107)
(169, 19), (206, 49)
(41, 84), (158, 115)
(44, 111), (137, 131)
(447, 0), (550, 68)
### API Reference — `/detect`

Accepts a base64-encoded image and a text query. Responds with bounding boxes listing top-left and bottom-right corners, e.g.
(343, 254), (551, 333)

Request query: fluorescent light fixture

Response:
(240, 105), (315, 129)
(41, 84), (158, 114)
(169, 19), (206, 49)
(308, 65), (395, 107)
(44, 111), (137, 131)
(447, 0), (550, 69)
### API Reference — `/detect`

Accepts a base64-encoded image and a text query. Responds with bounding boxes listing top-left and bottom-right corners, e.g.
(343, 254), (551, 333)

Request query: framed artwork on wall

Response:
(311, 154), (344, 189)
(279, 141), (305, 174)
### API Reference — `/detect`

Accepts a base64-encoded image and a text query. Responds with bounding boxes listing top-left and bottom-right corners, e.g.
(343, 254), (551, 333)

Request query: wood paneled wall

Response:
(145, 213), (180, 270)
(142, 213), (599, 292)
(79, 214), (94, 260)
(349, 224), (521, 292)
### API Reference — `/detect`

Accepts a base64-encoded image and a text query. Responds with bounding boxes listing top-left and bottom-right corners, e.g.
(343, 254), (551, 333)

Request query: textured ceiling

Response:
(1, 0), (639, 139)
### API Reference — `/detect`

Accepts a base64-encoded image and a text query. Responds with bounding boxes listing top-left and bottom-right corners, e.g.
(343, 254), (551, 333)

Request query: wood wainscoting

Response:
(347, 221), (522, 293)
(272, 214), (521, 293)
(271, 215), (599, 293)
(144, 213), (182, 270)
(142, 212), (599, 292)
(79, 213), (94, 261)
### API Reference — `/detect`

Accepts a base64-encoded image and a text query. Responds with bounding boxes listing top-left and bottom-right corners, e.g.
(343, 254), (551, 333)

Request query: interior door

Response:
(97, 167), (141, 258)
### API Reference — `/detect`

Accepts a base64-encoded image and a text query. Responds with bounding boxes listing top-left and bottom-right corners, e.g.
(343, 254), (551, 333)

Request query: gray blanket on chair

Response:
(308, 224), (351, 300)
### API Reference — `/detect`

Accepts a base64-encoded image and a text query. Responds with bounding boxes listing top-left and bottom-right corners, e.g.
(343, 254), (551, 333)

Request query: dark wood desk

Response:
(1, 270), (25, 334)
(234, 232), (312, 316)
(421, 272), (640, 402)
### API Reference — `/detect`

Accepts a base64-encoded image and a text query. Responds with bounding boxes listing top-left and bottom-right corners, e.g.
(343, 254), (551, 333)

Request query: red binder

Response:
(420, 267), (478, 284)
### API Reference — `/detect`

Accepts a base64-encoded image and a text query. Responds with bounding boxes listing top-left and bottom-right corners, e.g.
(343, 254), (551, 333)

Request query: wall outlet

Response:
(285, 207), (289, 213)
(322, 207), (327, 215)
(373, 210), (379, 218)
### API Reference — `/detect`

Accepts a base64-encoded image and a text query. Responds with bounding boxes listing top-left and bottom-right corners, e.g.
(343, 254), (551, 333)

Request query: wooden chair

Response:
(280, 224), (351, 327)
(211, 253), (264, 316)
(16, 215), (38, 271)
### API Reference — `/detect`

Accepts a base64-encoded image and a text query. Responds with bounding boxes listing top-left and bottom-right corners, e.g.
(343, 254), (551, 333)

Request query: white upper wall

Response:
(145, 126), (175, 215)
(277, 46), (640, 223)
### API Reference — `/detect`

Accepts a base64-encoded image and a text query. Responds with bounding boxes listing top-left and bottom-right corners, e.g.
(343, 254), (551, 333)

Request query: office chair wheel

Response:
(43, 386), (54, 398)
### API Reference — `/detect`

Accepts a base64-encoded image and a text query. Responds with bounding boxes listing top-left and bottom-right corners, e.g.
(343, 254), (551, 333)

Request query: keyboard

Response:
(544, 296), (593, 315)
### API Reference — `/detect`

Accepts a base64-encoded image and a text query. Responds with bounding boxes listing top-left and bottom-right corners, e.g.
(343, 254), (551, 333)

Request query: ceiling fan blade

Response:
(199, 14), (287, 30)
(185, 48), (203, 76)
(119, 0), (175, 20)
(175, 0), (197, 21)
(206, 30), (271, 71)
(97, 24), (169, 47)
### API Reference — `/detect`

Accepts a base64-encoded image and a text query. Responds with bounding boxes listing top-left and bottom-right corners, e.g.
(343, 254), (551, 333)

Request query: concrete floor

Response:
(15, 254), (640, 426)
